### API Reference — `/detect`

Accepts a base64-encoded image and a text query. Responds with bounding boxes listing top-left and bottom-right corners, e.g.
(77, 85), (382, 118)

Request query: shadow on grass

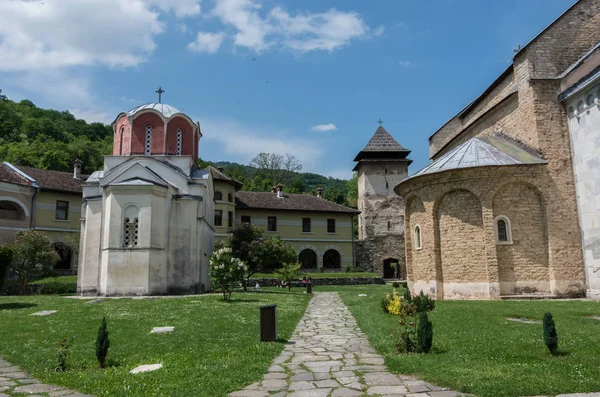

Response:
(238, 290), (307, 296)
(226, 298), (261, 303)
(552, 350), (570, 357)
(0, 302), (38, 310)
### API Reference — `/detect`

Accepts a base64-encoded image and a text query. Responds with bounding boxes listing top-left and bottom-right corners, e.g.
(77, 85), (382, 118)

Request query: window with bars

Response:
(145, 125), (152, 155)
(268, 216), (277, 232)
(123, 217), (139, 247)
(302, 217), (311, 233)
(55, 200), (69, 220)
(176, 128), (182, 155)
(495, 216), (512, 243)
(414, 225), (422, 250)
(214, 210), (223, 226)
(327, 218), (336, 233)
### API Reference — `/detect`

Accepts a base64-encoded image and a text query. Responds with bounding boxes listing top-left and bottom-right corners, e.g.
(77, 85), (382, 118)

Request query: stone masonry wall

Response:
(493, 182), (549, 295)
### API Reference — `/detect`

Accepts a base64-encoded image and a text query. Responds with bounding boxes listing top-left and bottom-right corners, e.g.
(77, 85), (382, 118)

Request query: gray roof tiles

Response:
(361, 126), (408, 152)
(409, 135), (546, 179)
(235, 191), (359, 214)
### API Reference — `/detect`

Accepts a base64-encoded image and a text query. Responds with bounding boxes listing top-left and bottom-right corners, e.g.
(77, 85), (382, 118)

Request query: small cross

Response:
(377, 118), (384, 126)
(155, 86), (165, 103)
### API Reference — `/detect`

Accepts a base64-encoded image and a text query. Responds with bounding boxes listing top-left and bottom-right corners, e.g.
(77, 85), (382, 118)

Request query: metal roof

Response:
(410, 136), (546, 179)
(126, 103), (182, 118)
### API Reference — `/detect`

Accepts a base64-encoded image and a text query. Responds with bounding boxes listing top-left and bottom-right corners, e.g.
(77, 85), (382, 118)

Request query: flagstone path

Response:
(229, 292), (462, 397)
(0, 357), (93, 397)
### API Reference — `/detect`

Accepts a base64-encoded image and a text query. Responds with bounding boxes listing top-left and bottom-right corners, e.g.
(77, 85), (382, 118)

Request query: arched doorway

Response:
(53, 242), (72, 271)
(323, 249), (341, 269)
(0, 200), (26, 220)
(298, 249), (317, 269)
(383, 258), (399, 279)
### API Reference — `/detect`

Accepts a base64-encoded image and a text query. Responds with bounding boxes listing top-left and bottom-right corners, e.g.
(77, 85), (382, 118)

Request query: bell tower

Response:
(353, 124), (412, 278)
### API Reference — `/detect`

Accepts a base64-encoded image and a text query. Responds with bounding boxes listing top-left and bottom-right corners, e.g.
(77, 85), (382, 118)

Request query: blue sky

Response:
(0, 0), (575, 179)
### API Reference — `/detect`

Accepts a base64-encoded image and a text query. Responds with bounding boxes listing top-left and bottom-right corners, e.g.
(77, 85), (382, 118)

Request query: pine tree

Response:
(417, 312), (433, 353)
(403, 287), (412, 303)
(96, 317), (110, 368)
(543, 312), (558, 355)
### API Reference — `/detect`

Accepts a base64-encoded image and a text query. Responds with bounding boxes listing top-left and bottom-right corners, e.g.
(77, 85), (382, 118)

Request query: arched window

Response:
(214, 191), (222, 201)
(298, 249), (317, 268)
(413, 225), (422, 250)
(0, 200), (26, 220)
(145, 125), (152, 155)
(120, 126), (125, 155)
(494, 216), (512, 244)
(323, 249), (341, 269)
(176, 128), (183, 155)
(587, 94), (595, 108)
(123, 206), (140, 247)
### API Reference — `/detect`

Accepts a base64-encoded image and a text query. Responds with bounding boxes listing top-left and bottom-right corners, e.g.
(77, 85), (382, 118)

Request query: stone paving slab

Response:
(227, 292), (462, 397)
(0, 358), (93, 397)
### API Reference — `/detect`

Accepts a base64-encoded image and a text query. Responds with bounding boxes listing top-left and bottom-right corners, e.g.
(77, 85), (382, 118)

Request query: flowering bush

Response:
(386, 289), (402, 315)
(209, 247), (247, 301)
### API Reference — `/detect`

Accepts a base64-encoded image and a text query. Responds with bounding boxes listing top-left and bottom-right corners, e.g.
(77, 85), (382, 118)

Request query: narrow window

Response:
(176, 128), (183, 155)
(120, 126), (125, 155)
(384, 167), (388, 174)
(145, 125), (152, 155)
(414, 225), (422, 250)
(241, 215), (251, 225)
(228, 211), (233, 228)
(55, 201), (69, 220)
(497, 220), (508, 242)
(214, 191), (222, 201)
(123, 217), (131, 247)
(495, 216), (512, 243)
(387, 220), (391, 230)
(385, 180), (389, 189)
(132, 218), (139, 246)
(302, 218), (311, 233)
(268, 216), (277, 232)
(214, 210), (223, 226)
(327, 218), (336, 233)
(228, 193), (233, 202)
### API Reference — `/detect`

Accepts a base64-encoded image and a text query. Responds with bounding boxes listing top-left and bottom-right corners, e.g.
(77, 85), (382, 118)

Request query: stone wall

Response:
(398, 165), (586, 299)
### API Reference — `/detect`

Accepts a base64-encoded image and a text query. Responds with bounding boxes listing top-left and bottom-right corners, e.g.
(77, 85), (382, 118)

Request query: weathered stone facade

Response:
(354, 127), (411, 278)
(397, 0), (600, 299)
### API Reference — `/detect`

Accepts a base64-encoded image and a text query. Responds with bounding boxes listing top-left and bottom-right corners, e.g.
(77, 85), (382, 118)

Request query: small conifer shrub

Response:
(543, 312), (558, 355)
(403, 287), (412, 303)
(96, 317), (110, 368)
(417, 312), (433, 353)
(413, 291), (435, 313)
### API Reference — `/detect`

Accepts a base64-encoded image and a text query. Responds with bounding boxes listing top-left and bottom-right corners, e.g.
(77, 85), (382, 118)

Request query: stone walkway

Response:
(229, 292), (462, 397)
(0, 357), (92, 397)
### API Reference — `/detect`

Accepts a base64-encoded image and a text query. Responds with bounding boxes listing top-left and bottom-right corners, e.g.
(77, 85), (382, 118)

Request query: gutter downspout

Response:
(29, 184), (39, 229)
(351, 214), (356, 269)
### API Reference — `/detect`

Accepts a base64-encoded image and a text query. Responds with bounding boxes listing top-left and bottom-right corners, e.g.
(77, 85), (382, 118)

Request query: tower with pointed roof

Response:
(353, 126), (412, 278)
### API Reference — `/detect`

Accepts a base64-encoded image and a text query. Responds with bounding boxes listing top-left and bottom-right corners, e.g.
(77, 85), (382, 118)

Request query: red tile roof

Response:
(235, 191), (359, 214)
(14, 165), (87, 194)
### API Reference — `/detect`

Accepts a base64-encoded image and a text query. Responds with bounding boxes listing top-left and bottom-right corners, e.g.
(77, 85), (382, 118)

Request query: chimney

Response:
(73, 158), (83, 179)
(271, 185), (278, 193)
(276, 185), (283, 199)
(316, 187), (323, 199)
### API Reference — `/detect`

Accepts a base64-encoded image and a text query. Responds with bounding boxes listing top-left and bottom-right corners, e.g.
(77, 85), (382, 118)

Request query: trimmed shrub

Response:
(417, 312), (433, 353)
(392, 281), (400, 288)
(413, 291), (435, 313)
(96, 317), (110, 368)
(403, 287), (412, 303)
(38, 282), (77, 295)
(543, 312), (558, 355)
(0, 245), (13, 291)
(381, 295), (391, 313)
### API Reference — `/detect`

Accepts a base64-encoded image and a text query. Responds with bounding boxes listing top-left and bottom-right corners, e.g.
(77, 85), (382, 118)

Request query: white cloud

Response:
(206, 0), (369, 53)
(212, 0), (271, 52)
(199, 117), (322, 169)
(147, 0), (201, 17)
(0, 0), (164, 72)
(69, 108), (113, 124)
(373, 25), (385, 37)
(398, 60), (412, 67)
(187, 32), (225, 53)
(311, 123), (337, 132)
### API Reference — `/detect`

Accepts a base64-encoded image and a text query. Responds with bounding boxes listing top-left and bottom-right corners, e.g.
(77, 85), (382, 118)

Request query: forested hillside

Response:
(0, 91), (356, 206)
(0, 90), (112, 175)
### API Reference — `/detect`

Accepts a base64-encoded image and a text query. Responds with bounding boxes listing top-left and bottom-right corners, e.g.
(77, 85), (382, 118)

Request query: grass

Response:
(336, 285), (600, 397)
(0, 291), (309, 397)
(30, 275), (78, 284)
(252, 271), (380, 279)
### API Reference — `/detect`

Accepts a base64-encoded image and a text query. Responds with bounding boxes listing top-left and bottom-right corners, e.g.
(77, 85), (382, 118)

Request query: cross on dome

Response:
(377, 118), (384, 126)
(155, 86), (165, 104)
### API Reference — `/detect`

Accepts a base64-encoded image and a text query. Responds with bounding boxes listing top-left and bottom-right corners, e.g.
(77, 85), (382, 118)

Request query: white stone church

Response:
(77, 101), (215, 295)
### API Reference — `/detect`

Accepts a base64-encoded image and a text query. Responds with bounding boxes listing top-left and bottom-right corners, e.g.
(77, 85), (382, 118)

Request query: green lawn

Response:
(0, 292), (309, 397)
(252, 271), (380, 279)
(336, 285), (600, 397)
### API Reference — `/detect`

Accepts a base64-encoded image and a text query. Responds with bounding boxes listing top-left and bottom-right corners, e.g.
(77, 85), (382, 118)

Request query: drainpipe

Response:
(29, 183), (39, 230)
(351, 214), (356, 269)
